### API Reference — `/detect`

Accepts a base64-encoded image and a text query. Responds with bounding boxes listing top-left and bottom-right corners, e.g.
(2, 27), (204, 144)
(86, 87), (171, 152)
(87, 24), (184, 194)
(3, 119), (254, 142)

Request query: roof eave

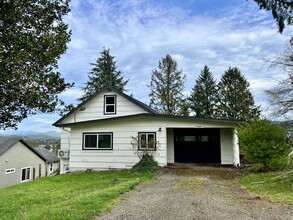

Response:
(54, 113), (241, 128)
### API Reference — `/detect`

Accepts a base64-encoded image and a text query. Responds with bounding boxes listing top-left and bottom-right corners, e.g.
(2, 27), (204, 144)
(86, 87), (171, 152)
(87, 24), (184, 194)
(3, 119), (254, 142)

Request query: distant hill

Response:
(0, 131), (60, 148)
(0, 130), (60, 138)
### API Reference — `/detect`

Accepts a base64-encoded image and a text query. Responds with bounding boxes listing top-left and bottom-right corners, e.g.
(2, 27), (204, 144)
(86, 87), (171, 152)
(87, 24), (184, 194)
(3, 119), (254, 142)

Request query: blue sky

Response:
(2, 0), (293, 134)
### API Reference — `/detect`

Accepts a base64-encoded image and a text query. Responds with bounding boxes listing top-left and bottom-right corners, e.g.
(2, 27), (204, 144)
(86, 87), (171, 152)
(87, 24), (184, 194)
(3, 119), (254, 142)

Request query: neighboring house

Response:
(0, 137), (59, 188)
(53, 86), (240, 174)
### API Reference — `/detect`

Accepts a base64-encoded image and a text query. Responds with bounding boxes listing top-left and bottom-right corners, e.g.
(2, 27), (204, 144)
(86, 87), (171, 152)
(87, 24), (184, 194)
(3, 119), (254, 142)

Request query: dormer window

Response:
(104, 95), (116, 114)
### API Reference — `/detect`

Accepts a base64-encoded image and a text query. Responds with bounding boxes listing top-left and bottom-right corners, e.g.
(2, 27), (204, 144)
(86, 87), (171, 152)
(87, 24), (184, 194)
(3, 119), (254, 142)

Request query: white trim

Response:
(138, 132), (156, 150)
(21, 166), (31, 182)
(5, 168), (15, 174)
(104, 95), (116, 114)
(232, 128), (240, 167)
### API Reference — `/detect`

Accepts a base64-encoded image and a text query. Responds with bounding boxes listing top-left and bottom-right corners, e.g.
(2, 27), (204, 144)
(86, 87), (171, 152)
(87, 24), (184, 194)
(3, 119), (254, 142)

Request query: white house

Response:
(53, 86), (240, 174)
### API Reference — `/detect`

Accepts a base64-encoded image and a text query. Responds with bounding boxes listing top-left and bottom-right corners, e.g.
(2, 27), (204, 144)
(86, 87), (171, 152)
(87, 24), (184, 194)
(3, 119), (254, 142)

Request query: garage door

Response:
(174, 128), (221, 163)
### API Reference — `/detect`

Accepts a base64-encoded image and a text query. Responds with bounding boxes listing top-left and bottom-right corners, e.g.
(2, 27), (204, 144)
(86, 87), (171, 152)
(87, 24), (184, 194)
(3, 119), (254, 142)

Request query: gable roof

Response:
(53, 86), (158, 126)
(34, 147), (59, 163)
(54, 113), (240, 127)
(0, 136), (59, 163)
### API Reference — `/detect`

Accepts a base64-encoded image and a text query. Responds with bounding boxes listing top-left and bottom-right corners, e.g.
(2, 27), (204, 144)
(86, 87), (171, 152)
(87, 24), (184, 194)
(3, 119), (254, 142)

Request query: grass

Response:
(0, 171), (153, 220)
(239, 171), (293, 205)
(174, 178), (207, 193)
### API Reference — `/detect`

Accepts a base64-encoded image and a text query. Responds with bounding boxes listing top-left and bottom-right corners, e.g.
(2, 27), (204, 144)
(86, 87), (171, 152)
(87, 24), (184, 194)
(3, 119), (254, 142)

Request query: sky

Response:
(2, 0), (293, 134)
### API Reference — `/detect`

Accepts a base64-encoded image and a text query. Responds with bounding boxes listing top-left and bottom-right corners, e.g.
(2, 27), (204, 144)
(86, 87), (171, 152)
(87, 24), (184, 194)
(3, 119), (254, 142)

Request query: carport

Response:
(166, 126), (240, 166)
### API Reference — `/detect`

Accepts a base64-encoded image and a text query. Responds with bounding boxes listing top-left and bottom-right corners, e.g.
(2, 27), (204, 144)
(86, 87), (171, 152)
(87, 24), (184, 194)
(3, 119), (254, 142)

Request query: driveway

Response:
(99, 167), (293, 220)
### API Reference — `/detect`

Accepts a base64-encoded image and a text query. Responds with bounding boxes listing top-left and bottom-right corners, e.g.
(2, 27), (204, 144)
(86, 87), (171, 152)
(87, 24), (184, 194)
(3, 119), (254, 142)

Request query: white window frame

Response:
(21, 167), (31, 182)
(83, 133), (113, 150)
(5, 168), (15, 174)
(138, 132), (156, 151)
(104, 95), (116, 114)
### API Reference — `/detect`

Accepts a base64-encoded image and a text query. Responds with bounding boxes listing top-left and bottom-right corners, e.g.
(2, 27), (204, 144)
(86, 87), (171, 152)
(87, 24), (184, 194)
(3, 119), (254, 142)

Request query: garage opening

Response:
(174, 128), (221, 163)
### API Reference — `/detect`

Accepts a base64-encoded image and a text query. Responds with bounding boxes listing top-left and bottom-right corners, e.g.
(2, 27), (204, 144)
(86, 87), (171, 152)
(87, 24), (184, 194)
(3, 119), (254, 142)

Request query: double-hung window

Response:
(138, 132), (156, 150)
(21, 167), (31, 182)
(83, 133), (113, 150)
(104, 95), (116, 114)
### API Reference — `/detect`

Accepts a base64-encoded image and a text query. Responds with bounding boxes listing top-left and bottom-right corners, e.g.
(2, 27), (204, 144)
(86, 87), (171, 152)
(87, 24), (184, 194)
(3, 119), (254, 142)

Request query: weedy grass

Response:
(239, 171), (293, 205)
(0, 171), (153, 220)
(175, 178), (207, 193)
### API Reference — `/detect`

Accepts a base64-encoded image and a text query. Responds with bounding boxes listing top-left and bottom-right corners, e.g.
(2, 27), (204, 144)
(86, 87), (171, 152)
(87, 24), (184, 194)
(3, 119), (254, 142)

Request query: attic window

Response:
(104, 95), (116, 114)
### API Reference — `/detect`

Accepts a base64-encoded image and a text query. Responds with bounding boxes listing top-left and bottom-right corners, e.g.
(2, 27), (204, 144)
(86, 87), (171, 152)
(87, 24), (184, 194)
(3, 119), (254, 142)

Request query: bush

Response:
(238, 119), (290, 172)
(131, 153), (161, 173)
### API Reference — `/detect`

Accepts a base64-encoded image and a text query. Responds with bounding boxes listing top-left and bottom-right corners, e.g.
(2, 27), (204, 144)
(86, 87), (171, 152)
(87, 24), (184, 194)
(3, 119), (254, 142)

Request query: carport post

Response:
(232, 128), (240, 167)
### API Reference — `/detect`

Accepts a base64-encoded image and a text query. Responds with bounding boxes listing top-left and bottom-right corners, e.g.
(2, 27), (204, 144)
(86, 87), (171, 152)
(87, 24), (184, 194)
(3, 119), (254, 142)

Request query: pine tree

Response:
(78, 48), (128, 102)
(217, 67), (260, 121)
(189, 65), (218, 118)
(149, 54), (187, 115)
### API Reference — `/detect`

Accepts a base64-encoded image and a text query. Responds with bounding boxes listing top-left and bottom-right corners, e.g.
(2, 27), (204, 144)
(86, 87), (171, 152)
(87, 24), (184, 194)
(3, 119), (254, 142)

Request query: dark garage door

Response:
(174, 128), (221, 163)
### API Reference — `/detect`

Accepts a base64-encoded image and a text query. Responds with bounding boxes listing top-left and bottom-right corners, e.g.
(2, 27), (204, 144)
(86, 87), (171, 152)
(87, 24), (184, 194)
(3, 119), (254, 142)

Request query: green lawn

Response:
(239, 171), (293, 204)
(0, 171), (153, 220)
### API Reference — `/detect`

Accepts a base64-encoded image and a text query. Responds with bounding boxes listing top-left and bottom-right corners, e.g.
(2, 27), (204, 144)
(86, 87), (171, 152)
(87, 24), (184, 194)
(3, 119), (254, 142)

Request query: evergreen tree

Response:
(78, 48), (128, 102)
(189, 65), (218, 118)
(252, 0), (292, 33)
(149, 55), (186, 115)
(217, 67), (260, 121)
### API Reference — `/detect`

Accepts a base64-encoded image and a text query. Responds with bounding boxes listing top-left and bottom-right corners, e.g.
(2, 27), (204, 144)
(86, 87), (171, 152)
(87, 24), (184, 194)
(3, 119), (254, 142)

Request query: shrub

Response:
(238, 119), (290, 172)
(131, 153), (161, 173)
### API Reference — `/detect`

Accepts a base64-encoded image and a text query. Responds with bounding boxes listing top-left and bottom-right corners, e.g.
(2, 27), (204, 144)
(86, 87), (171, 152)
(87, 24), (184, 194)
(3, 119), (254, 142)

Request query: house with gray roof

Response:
(0, 136), (59, 188)
(54, 86), (240, 174)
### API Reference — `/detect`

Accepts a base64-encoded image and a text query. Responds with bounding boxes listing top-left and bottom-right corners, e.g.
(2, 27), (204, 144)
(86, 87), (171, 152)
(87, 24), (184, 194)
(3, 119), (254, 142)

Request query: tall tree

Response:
(0, 0), (72, 130)
(266, 39), (293, 119)
(149, 54), (186, 115)
(78, 48), (128, 102)
(217, 67), (260, 121)
(252, 0), (293, 33)
(189, 65), (218, 118)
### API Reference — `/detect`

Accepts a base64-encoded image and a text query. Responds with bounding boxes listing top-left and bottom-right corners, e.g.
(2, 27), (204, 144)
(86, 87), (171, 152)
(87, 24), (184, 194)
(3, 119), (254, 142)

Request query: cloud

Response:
(10, 0), (291, 133)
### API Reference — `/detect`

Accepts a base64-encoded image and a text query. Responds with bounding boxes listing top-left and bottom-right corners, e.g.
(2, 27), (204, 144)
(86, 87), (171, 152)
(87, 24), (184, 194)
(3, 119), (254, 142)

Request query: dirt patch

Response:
(98, 167), (293, 220)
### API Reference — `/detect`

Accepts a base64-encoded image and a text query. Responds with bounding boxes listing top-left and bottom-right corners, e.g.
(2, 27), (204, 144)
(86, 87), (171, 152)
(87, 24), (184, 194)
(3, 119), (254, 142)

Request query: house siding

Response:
(60, 116), (238, 173)
(0, 142), (46, 188)
(61, 91), (148, 124)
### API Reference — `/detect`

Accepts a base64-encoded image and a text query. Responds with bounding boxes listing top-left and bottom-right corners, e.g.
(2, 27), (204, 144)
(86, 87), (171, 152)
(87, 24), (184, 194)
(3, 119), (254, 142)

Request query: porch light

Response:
(158, 127), (162, 132)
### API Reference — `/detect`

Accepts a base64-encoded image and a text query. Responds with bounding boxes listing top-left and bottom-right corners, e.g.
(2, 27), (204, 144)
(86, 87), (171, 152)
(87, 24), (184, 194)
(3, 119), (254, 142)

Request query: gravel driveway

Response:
(98, 167), (293, 220)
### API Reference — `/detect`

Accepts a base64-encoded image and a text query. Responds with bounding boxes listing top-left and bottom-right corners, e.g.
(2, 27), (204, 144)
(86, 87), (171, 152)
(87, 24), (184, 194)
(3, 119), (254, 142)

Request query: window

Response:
(5, 168), (15, 174)
(138, 132), (156, 150)
(64, 165), (70, 172)
(21, 167), (31, 182)
(83, 133), (113, 150)
(49, 163), (53, 172)
(104, 95), (116, 114)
